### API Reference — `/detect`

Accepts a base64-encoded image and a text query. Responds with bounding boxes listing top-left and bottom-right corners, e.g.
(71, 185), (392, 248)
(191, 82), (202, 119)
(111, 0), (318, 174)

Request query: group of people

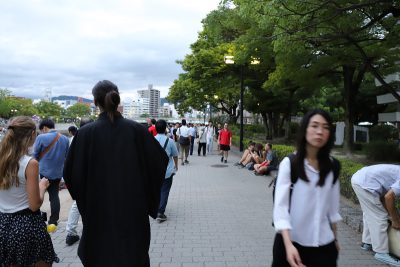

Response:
(1, 78), (400, 267)
(0, 80), (169, 266)
(234, 141), (278, 176)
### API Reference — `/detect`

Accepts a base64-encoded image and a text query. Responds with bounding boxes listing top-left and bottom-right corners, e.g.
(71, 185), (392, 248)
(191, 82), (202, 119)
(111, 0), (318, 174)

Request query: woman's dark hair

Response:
(92, 80), (120, 122)
(295, 109), (334, 186)
(155, 119), (167, 134)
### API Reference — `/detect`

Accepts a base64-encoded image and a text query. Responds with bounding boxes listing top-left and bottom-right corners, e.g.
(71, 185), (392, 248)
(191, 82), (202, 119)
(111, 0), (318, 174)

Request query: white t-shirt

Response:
(178, 126), (190, 137)
(0, 155), (34, 213)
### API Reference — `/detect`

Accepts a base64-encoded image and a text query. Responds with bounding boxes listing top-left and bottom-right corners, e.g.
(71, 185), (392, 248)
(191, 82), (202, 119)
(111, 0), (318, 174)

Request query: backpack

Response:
(269, 153), (340, 226)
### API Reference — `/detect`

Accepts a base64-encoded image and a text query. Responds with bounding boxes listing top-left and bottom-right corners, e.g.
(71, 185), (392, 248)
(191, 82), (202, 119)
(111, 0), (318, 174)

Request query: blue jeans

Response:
(158, 176), (174, 214)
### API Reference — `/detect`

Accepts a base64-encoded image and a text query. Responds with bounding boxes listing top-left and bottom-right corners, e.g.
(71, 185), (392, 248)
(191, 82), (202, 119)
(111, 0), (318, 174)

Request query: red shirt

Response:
(219, 129), (232, 145)
(148, 125), (157, 136)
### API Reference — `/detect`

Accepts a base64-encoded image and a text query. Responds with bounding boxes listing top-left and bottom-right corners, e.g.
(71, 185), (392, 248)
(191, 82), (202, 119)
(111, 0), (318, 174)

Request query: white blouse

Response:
(273, 157), (342, 247)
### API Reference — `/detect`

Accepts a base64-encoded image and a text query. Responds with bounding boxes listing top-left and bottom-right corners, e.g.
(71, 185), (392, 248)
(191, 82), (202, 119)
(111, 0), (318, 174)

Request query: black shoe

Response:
(221, 156), (224, 162)
(185, 160), (189, 164)
(224, 160), (227, 163)
(66, 235), (80, 246)
(157, 213), (167, 223)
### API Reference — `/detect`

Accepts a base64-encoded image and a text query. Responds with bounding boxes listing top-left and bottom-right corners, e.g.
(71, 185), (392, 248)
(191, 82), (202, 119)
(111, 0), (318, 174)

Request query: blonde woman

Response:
(0, 116), (58, 267)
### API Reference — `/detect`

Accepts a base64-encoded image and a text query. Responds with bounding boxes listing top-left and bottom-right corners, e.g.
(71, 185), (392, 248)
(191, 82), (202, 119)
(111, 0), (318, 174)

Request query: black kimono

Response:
(63, 113), (168, 267)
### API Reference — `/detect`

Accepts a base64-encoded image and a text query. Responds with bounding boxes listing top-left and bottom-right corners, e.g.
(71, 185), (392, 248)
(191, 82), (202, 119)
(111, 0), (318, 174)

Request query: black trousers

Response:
(198, 142), (206, 156)
(271, 233), (338, 267)
(41, 176), (61, 225)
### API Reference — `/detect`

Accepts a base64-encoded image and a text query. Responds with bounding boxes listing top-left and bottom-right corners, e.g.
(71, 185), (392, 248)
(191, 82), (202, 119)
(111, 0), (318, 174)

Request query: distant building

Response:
(53, 99), (78, 109)
(122, 98), (150, 118)
(137, 84), (160, 118)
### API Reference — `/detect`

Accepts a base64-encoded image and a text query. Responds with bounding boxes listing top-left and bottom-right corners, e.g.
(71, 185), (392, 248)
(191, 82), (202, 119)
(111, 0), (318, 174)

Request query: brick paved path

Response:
(47, 149), (388, 266)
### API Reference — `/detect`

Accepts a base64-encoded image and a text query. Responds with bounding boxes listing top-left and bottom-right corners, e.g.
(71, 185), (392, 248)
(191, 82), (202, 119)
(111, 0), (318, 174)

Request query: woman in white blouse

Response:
(272, 109), (342, 267)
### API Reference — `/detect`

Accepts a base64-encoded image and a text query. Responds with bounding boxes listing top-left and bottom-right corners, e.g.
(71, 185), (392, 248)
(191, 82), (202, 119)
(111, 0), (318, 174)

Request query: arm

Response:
(173, 156), (178, 172)
(384, 189), (400, 229)
(25, 159), (49, 211)
(32, 136), (43, 160)
(281, 229), (304, 267)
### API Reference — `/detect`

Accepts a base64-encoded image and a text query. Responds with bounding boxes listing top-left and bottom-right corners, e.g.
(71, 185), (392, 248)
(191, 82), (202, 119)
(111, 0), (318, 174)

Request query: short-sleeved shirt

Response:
(351, 164), (400, 197)
(219, 129), (232, 146)
(177, 126), (190, 137)
(155, 134), (178, 179)
(267, 150), (278, 168)
(148, 125), (157, 136)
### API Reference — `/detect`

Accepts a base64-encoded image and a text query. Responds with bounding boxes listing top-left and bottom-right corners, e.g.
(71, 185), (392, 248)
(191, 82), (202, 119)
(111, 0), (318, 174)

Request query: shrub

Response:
(369, 124), (398, 141)
(337, 159), (364, 203)
(273, 144), (296, 162)
(364, 141), (400, 162)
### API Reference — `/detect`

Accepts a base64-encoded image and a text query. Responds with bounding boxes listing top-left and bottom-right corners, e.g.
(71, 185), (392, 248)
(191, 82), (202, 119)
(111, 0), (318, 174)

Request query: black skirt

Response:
(0, 209), (59, 266)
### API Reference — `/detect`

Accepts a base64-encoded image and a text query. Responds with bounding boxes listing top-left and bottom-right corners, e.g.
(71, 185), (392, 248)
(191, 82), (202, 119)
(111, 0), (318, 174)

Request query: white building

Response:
(137, 84), (160, 118)
(53, 99), (78, 109)
(122, 98), (150, 118)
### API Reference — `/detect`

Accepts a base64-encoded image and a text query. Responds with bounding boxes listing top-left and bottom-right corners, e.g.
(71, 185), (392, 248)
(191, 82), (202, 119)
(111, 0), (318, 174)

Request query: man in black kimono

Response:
(63, 80), (168, 267)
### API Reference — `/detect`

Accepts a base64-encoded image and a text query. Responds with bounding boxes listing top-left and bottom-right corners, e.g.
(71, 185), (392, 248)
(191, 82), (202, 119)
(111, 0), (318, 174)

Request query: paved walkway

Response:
(45, 147), (388, 266)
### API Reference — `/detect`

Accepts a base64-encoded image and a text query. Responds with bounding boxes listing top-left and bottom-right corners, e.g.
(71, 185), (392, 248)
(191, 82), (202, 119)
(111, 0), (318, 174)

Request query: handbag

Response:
(178, 135), (190, 145)
(388, 226), (400, 258)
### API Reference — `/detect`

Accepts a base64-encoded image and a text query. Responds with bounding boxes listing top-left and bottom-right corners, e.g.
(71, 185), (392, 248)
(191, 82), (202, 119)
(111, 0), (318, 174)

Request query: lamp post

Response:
(224, 55), (259, 152)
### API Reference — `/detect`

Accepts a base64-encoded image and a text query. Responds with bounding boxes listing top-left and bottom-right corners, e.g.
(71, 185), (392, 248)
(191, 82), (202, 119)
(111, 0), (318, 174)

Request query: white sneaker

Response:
(374, 253), (400, 266)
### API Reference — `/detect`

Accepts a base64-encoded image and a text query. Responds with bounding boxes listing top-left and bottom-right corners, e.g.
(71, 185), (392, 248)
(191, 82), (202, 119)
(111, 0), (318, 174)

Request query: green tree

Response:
(260, 0), (400, 152)
(34, 101), (62, 119)
(66, 103), (91, 118)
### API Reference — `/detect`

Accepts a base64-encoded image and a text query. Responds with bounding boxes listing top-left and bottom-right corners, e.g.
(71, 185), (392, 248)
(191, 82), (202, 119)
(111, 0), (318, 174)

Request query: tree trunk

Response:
(261, 113), (271, 140)
(273, 112), (280, 138)
(343, 65), (356, 154)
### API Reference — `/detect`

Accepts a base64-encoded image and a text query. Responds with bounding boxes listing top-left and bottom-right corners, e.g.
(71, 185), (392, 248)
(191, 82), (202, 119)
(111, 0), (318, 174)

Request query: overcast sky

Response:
(0, 0), (220, 101)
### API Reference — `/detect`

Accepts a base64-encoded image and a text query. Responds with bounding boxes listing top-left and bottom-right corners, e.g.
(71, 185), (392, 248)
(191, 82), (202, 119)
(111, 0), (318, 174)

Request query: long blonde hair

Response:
(0, 116), (36, 189)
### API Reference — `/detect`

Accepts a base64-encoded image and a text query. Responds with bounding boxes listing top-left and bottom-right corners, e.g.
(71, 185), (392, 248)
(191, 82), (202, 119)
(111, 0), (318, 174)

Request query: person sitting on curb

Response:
(237, 143), (264, 170)
(233, 141), (255, 167)
(351, 164), (400, 266)
(254, 143), (278, 176)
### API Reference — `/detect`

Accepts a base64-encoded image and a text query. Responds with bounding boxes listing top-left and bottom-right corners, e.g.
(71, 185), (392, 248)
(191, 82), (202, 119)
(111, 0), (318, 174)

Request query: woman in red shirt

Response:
(218, 123), (232, 163)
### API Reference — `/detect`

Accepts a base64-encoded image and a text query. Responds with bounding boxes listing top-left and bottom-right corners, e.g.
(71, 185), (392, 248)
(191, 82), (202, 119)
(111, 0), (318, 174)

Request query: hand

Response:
(285, 244), (304, 267)
(39, 178), (50, 190)
(391, 220), (400, 230)
(335, 239), (340, 252)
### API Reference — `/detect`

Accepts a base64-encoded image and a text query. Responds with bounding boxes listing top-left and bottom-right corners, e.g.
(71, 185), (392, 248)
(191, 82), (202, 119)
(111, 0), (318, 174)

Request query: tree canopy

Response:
(168, 0), (400, 151)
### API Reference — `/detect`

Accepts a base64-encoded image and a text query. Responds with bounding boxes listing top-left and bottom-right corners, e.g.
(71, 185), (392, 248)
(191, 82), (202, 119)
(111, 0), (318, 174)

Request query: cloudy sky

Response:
(0, 0), (220, 101)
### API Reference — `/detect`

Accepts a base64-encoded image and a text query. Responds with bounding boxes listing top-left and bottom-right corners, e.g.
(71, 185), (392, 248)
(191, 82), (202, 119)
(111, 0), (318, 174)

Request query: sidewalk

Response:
(45, 146), (388, 266)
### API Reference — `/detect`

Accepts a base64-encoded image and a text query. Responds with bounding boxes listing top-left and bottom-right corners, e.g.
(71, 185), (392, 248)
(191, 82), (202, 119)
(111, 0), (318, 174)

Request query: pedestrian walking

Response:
(205, 121), (215, 154)
(33, 118), (69, 232)
(272, 109), (341, 267)
(218, 123), (232, 163)
(351, 164), (400, 266)
(154, 119), (178, 222)
(63, 80), (168, 267)
(65, 118), (94, 246)
(188, 123), (196, 155)
(177, 119), (191, 165)
(0, 116), (59, 266)
(197, 124), (207, 156)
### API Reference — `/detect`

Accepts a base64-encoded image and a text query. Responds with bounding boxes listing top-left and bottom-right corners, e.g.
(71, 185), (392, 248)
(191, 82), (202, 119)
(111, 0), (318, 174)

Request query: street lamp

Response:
(224, 55), (259, 152)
